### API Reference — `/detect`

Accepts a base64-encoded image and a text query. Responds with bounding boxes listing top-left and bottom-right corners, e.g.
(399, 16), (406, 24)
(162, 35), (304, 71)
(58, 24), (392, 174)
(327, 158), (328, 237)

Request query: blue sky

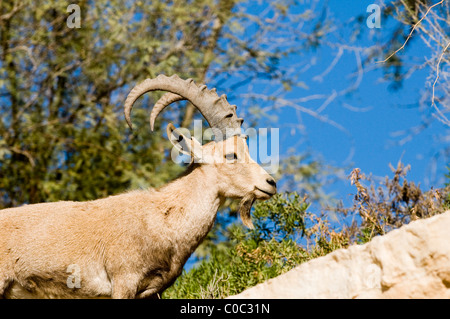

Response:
(252, 0), (449, 205)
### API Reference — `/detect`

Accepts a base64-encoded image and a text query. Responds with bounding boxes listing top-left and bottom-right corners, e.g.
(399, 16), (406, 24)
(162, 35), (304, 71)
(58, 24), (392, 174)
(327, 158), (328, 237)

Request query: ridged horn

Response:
(149, 92), (184, 131)
(124, 74), (243, 140)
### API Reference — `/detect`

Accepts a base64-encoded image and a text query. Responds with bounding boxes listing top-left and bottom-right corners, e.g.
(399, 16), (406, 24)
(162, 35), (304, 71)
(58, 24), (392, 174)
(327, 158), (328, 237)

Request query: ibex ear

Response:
(167, 123), (203, 162)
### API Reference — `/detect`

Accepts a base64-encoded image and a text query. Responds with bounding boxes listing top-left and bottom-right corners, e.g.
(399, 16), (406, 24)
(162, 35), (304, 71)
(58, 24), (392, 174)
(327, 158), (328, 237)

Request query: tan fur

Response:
(0, 134), (276, 299)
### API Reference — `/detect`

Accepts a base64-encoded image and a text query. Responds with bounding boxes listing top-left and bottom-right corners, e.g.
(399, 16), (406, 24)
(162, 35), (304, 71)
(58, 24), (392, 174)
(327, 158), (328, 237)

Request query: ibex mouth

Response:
(256, 187), (276, 197)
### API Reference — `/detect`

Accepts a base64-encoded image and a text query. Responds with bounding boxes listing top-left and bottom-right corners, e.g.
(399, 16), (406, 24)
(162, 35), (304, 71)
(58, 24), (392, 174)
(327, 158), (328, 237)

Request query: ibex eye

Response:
(225, 153), (238, 161)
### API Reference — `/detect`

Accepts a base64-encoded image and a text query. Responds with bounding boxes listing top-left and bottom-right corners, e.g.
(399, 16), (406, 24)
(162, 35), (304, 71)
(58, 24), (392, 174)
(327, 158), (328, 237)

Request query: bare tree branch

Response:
(377, 0), (445, 64)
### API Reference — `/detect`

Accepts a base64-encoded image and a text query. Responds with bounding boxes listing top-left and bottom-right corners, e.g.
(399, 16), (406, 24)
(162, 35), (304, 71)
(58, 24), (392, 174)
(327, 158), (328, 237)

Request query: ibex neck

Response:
(155, 165), (222, 254)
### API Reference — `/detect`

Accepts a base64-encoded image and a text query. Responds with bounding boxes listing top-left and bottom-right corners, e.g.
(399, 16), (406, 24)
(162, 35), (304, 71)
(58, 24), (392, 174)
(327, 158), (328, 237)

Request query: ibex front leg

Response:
(135, 267), (180, 299)
(111, 273), (141, 299)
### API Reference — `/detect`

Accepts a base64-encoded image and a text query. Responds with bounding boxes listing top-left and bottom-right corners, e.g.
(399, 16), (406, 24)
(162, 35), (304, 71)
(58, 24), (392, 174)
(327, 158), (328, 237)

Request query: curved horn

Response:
(149, 92), (185, 131)
(124, 74), (243, 140)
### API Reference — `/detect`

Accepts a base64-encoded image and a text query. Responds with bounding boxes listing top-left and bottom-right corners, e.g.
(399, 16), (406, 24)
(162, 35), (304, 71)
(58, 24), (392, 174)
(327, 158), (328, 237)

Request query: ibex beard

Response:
(0, 75), (276, 299)
(238, 193), (257, 229)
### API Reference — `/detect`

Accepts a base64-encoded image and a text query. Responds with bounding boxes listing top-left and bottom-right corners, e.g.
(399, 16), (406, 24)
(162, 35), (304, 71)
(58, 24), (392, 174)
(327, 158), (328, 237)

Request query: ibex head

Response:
(124, 74), (277, 228)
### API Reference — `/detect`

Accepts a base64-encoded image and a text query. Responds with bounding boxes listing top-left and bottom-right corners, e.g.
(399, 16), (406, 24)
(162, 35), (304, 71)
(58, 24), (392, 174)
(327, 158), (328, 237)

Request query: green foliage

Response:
(1, 0), (213, 206)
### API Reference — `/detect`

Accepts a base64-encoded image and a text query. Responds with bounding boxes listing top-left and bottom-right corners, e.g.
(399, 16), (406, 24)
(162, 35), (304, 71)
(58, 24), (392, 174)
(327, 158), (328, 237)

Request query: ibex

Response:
(0, 74), (276, 299)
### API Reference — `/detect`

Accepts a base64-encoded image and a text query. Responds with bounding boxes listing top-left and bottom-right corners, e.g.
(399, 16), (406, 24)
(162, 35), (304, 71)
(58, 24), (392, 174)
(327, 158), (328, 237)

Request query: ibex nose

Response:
(266, 178), (276, 188)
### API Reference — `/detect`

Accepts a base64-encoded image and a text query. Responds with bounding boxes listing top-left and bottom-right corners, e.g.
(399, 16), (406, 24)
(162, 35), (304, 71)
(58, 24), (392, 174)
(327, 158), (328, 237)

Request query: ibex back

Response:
(0, 75), (276, 298)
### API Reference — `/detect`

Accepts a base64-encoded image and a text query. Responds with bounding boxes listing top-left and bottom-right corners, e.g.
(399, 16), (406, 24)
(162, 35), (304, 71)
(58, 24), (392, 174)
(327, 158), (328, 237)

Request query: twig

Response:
(431, 41), (450, 107)
(0, 2), (25, 21)
(376, 0), (445, 63)
(9, 147), (36, 167)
